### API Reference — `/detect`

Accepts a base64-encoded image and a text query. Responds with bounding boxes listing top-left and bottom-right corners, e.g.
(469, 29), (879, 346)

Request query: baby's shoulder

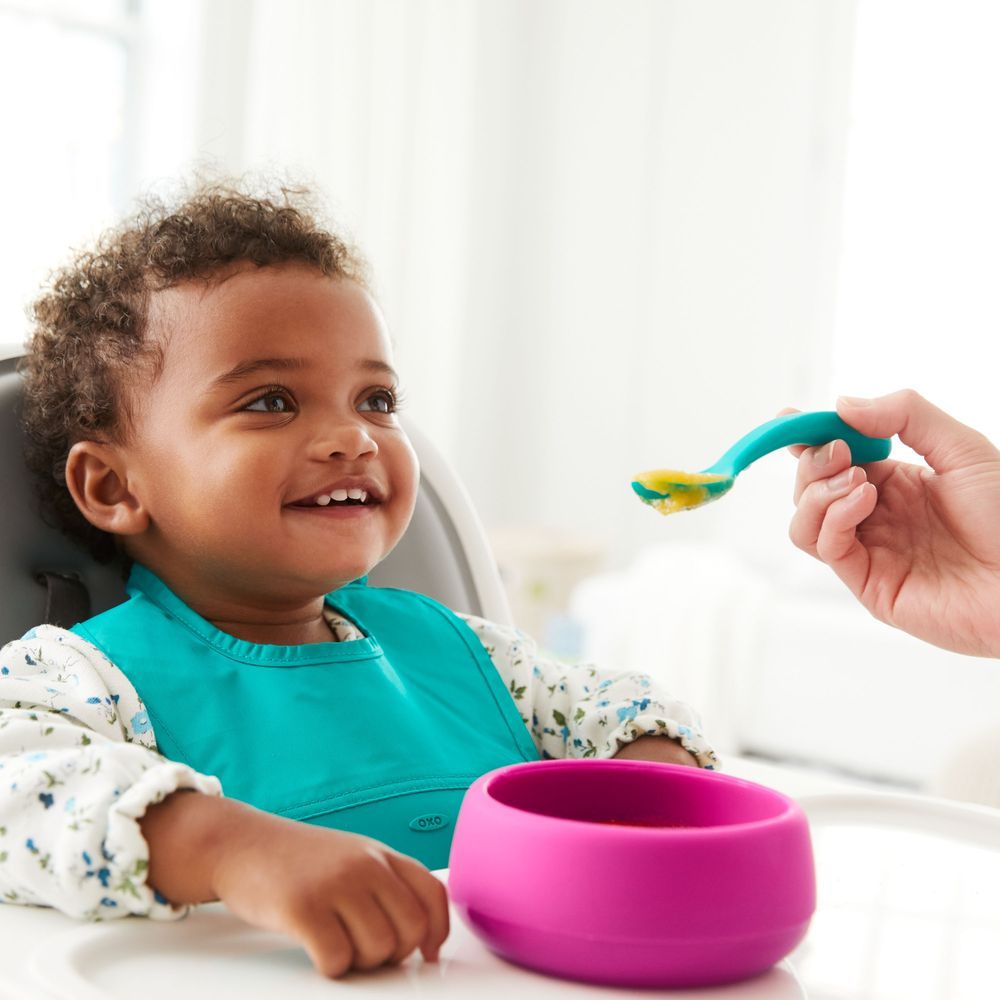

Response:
(455, 611), (531, 646)
(2, 623), (118, 675)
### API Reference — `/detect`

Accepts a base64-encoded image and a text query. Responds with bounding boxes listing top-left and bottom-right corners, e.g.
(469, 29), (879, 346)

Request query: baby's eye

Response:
(244, 389), (295, 413)
(359, 388), (399, 415)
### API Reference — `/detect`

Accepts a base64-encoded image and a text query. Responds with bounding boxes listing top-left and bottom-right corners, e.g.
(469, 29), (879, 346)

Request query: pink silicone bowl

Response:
(448, 759), (815, 988)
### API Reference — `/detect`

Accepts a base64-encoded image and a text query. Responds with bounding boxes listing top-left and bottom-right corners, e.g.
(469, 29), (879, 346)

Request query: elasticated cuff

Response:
(603, 715), (720, 770)
(104, 762), (224, 921)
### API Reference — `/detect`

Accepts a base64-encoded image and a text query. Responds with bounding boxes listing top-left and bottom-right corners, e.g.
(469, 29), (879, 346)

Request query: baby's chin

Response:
(221, 560), (379, 602)
(289, 564), (380, 595)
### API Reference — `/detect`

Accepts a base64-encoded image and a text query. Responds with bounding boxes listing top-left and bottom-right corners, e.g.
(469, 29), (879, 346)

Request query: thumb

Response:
(836, 390), (999, 474)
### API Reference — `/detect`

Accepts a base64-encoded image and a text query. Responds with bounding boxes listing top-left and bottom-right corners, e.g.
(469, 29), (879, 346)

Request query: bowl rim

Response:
(477, 758), (803, 837)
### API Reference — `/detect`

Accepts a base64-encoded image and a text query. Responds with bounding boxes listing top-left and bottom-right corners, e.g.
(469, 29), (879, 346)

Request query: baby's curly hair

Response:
(19, 181), (369, 564)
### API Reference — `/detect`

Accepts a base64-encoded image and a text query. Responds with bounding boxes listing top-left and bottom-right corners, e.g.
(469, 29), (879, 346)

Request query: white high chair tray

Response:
(2, 758), (998, 1000)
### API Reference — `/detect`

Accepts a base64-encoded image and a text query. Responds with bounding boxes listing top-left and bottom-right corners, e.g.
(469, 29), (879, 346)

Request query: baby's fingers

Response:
(385, 854), (450, 962)
(814, 481), (878, 598)
(298, 911), (355, 979)
(336, 893), (400, 971)
(789, 465), (868, 557)
(373, 871), (433, 966)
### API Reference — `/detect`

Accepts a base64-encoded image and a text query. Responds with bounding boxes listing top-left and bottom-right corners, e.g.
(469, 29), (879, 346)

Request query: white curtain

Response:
(183, 0), (858, 571)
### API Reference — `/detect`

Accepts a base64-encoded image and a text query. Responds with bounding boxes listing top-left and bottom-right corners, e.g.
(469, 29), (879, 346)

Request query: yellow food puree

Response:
(634, 469), (730, 516)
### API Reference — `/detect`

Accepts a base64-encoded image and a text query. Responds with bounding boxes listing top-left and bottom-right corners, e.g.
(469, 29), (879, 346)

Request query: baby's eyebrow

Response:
(209, 357), (308, 390)
(208, 357), (399, 390)
(359, 359), (400, 383)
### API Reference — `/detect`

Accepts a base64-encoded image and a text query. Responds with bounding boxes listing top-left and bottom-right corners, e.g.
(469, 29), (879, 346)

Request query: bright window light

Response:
(831, 0), (1000, 450)
(0, 0), (135, 353)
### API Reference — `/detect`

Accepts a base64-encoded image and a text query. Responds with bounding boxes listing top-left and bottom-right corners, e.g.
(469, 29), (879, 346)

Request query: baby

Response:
(0, 184), (716, 978)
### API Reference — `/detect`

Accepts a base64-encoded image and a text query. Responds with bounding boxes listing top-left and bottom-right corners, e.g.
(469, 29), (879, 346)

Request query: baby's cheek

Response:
(395, 442), (421, 507)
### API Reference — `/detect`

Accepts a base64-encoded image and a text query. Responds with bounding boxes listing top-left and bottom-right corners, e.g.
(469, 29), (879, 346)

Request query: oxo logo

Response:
(408, 813), (450, 832)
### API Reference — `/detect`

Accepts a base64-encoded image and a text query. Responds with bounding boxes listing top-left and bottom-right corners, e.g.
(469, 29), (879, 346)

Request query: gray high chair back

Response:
(0, 353), (512, 643)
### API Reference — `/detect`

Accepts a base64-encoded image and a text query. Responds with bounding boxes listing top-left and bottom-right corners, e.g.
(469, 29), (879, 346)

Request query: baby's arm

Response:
(461, 616), (718, 768)
(0, 626), (221, 920)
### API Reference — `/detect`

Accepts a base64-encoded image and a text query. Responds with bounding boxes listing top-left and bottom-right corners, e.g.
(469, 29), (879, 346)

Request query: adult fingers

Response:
(384, 853), (450, 962)
(789, 464), (868, 556)
(793, 438), (852, 505)
(836, 390), (999, 474)
(814, 482), (879, 597)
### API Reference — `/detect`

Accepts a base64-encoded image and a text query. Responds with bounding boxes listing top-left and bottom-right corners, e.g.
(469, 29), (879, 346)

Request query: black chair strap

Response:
(33, 571), (91, 629)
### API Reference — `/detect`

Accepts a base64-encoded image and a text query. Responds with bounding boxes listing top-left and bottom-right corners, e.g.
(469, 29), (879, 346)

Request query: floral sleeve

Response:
(459, 615), (718, 769)
(0, 626), (222, 921)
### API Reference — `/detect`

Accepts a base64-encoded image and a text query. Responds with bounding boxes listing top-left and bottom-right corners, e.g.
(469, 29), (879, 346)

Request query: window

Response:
(831, 0), (1000, 450)
(0, 0), (137, 354)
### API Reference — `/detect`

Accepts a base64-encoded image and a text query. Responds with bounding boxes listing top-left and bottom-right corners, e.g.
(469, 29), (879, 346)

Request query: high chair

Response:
(0, 352), (512, 643)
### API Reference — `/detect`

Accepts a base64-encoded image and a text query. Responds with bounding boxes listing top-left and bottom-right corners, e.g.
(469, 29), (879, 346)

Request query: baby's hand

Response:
(142, 792), (449, 978)
(213, 813), (449, 977)
(613, 735), (699, 766)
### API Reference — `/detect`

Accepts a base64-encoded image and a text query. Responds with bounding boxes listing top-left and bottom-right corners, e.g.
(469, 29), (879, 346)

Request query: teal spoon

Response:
(632, 410), (892, 515)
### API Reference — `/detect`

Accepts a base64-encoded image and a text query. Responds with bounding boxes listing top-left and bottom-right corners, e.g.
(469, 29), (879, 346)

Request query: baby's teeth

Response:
(331, 489), (349, 502)
(315, 494), (332, 506)
(347, 488), (364, 501)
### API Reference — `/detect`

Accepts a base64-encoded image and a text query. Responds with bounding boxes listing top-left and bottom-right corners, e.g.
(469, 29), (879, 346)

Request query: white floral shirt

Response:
(0, 610), (716, 924)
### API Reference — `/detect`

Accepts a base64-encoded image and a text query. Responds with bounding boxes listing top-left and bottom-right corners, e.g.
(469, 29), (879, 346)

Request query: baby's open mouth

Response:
(288, 484), (385, 508)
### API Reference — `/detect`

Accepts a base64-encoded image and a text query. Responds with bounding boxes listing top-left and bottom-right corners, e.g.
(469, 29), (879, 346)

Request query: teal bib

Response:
(71, 565), (539, 868)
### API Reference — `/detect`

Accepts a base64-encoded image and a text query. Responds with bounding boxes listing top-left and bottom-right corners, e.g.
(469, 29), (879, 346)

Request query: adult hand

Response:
(788, 390), (1000, 657)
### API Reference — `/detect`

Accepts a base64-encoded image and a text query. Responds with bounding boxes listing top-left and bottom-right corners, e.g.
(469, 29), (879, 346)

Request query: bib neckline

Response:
(124, 563), (383, 666)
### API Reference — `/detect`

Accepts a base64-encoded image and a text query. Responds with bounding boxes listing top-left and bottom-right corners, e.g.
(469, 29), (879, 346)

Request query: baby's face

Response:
(121, 263), (418, 605)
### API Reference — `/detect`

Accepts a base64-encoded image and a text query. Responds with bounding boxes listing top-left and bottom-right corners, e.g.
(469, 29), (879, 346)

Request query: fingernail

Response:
(848, 482), (872, 503)
(828, 467), (856, 491)
(838, 395), (872, 407)
(812, 441), (836, 467)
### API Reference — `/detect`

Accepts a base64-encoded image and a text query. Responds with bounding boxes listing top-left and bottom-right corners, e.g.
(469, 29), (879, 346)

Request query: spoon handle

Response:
(711, 411), (892, 477)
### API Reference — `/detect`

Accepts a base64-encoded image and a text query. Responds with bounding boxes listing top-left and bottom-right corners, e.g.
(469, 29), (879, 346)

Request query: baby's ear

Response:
(64, 441), (149, 537)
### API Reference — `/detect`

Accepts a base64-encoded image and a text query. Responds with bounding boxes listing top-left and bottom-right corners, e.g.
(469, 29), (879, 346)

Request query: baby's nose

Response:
(316, 420), (379, 461)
